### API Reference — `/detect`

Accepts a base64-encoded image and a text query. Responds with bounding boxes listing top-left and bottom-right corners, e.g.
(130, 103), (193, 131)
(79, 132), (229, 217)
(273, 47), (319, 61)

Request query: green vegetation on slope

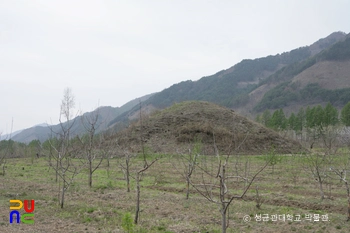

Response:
(318, 36), (350, 61)
(260, 35), (350, 87)
(140, 37), (331, 111)
(255, 82), (350, 111)
(256, 102), (350, 131)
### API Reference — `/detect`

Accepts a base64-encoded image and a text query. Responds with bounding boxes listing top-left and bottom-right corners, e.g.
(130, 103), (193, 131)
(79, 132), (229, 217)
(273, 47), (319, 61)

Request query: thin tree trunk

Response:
(89, 160), (92, 187)
(56, 159), (59, 182)
(107, 157), (110, 178)
(61, 173), (65, 209)
(126, 158), (130, 192)
(126, 173), (130, 192)
(61, 186), (65, 209)
(319, 180), (324, 200)
(221, 206), (227, 233)
(186, 177), (190, 199)
(221, 165), (227, 233)
(347, 194), (350, 221)
(134, 172), (141, 224)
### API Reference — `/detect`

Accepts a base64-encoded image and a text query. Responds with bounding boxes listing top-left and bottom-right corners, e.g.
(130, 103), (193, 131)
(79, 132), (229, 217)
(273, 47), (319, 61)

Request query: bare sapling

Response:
(189, 132), (271, 233)
(321, 126), (341, 155)
(47, 87), (84, 208)
(100, 134), (113, 178)
(172, 140), (201, 199)
(255, 185), (263, 209)
(330, 166), (350, 221)
(304, 152), (333, 200)
(115, 141), (134, 192)
(330, 127), (350, 220)
(134, 99), (160, 224)
(78, 106), (106, 187)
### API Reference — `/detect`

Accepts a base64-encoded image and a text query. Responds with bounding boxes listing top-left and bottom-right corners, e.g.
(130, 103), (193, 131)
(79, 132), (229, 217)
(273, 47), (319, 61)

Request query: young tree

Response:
(121, 148), (133, 193)
(189, 134), (271, 233)
(331, 126), (350, 220)
(261, 109), (272, 127)
(48, 87), (83, 208)
(271, 109), (287, 130)
(313, 105), (325, 128)
(134, 152), (159, 224)
(78, 107), (106, 187)
(115, 140), (134, 192)
(264, 148), (282, 174)
(306, 106), (315, 129)
(288, 112), (297, 131)
(330, 165), (350, 221)
(173, 141), (201, 199)
(341, 102), (350, 126)
(296, 107), (306, 132)
(324, 102), (338, 126)
(134, 100), (160, 224)
(28, 139), (42, 163)
(306, 106), (326, 149)
(304, 152), (332, 200)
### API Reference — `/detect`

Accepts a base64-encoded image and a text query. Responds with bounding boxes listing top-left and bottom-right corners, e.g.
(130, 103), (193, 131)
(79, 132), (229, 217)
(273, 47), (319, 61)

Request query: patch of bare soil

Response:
(149, 185), (346, 215)
(116, 101), (304, 155)
(292, 60), (350, 90)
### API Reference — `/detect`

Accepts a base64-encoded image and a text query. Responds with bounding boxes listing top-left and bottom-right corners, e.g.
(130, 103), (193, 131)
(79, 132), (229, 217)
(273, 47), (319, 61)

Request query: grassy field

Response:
(1, 152), (350, 233)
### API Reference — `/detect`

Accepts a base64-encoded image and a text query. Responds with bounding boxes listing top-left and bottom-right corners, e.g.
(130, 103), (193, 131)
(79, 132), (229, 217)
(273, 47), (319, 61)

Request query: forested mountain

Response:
(111, 31), (348, 125)
(146, 31), (347, 108)
(251, 34), (350, 114)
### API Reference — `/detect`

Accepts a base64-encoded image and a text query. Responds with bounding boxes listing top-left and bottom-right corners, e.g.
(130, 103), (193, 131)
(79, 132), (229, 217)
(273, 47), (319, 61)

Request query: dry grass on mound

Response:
(116, 101), (304, 155)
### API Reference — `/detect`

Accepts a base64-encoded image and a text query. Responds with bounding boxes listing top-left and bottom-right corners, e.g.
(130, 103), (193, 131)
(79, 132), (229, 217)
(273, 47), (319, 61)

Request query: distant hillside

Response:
(109, 31), (347, 127)
(107, 93), (156, 128)
(252, 34), (350, 113)
(11, 93), (155, 143)
(11, 124), (51, 143)
(0, 128), (23, 141)
(146, 32), (346, 108)
(115, 101), (304, 154)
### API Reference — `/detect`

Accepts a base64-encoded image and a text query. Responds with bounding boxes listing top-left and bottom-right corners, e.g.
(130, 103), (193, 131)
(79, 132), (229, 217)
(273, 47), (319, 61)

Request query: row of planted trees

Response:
(256, 101), (350, 221)
(1, 87), (275, 232)
(256, 102), (350, 131)
(0, 88), (109, 207)
(1, 88), (158, 226)
(42, 88), (159, 225)
(4, 88), (350, 232)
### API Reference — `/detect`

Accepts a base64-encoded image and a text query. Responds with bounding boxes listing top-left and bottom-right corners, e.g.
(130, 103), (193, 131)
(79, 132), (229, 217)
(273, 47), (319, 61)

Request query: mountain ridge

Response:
(250, 35), (350, 114)
(9, 93), (155, 143)
(111, 31), (348, 125)
(5, 31), (350, 143)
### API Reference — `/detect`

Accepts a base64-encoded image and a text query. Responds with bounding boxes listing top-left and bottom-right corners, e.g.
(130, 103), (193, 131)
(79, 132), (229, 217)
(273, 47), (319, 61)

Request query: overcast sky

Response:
(1, 0), (350, 134)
